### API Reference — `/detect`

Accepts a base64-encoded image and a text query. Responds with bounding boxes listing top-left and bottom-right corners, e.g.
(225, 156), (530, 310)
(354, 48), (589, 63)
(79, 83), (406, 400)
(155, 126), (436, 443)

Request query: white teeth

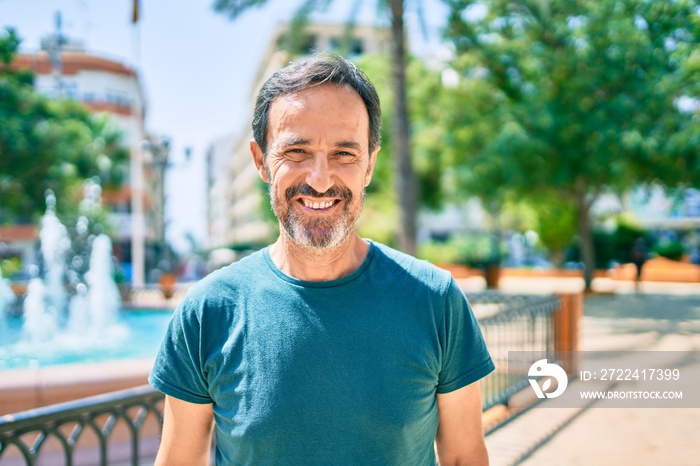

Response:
(303, 199), (334, 210)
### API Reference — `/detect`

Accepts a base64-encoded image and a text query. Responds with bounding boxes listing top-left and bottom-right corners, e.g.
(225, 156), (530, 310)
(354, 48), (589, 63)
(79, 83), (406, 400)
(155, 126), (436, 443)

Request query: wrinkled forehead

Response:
(266, 84), (370, 144)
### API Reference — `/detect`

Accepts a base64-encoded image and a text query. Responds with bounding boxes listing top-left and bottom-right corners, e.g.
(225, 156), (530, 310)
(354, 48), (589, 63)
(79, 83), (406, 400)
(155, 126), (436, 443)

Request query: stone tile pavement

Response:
(482, 279), (700, 466)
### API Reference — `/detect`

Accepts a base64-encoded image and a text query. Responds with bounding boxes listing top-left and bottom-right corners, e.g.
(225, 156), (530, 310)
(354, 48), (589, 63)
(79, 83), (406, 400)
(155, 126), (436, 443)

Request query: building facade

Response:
(11, 38), (166, 286)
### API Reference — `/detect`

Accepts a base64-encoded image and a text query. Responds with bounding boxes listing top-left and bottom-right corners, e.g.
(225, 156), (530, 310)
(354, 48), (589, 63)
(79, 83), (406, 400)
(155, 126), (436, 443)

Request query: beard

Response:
(269, 182), (365, 249)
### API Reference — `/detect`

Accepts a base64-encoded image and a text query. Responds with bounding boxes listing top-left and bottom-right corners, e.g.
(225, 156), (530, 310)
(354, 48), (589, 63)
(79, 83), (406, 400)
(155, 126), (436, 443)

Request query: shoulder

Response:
(178, 249), (268, 312)
(370, 241), (454, 296)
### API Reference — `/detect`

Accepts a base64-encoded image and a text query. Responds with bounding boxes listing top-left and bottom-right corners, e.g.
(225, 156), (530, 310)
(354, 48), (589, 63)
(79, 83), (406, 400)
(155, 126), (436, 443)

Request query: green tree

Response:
(212, 0), (420, 254)
(0, 27), (127, 223)
(355, 53), (450, 244)
(444, 0), (700, 289)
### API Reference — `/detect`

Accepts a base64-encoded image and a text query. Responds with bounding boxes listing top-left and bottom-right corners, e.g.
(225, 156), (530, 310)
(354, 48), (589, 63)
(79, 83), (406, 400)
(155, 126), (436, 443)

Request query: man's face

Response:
(251, 83), (379, 249)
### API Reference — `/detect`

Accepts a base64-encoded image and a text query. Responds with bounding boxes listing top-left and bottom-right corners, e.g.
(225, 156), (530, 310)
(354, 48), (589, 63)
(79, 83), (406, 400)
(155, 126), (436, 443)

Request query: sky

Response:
(0, 0), (450, 255)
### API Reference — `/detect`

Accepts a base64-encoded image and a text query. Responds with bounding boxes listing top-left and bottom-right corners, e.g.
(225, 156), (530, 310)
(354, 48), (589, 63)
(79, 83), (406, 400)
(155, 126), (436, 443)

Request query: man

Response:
(149, 53), (494, 465)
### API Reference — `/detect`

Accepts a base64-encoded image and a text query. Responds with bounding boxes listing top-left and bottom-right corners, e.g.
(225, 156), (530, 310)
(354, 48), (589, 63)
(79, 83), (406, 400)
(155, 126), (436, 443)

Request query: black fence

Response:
(0, 385), (163, 466)
(466, 291), (561, 410)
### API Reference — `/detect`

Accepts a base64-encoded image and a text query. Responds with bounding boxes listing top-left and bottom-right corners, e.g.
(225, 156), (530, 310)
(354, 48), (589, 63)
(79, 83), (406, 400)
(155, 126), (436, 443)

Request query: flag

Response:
(132, 0), (140, 24)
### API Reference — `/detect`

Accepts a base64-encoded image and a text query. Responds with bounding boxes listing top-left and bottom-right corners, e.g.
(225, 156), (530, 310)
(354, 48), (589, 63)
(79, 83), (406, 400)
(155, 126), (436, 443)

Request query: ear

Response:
(364, 145), (380, 187)
(250, 139), (269, 183)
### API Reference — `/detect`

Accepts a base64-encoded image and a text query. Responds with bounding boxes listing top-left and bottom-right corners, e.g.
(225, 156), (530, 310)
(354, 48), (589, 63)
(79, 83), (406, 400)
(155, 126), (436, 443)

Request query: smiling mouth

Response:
(298, 198), (339, 211)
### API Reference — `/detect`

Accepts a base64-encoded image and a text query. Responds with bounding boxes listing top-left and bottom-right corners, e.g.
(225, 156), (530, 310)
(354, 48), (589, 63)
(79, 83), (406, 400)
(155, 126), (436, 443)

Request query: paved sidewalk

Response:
(484, 282), (700, 466)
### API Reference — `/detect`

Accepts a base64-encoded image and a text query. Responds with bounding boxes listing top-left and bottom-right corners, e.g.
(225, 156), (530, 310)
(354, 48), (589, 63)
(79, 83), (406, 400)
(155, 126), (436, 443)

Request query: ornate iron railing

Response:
(0, 385), (163, 466)
(467, 291), (561, 410)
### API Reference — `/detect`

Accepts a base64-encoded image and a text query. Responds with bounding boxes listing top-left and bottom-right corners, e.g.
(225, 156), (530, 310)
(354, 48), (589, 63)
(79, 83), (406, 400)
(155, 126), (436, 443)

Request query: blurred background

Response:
(0, 1), (699, 464)
(1, 0), (698, 290)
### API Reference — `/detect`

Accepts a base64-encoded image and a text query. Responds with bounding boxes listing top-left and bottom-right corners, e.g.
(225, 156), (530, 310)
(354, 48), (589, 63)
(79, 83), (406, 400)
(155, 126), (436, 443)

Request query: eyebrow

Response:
(279, 138), (362, 151)
(279, 137), (310, 148)
(336, 141), (362, 150)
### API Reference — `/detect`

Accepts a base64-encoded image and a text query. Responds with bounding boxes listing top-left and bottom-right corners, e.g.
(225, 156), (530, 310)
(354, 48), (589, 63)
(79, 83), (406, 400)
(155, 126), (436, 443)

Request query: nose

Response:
(305, 154), (334, 194)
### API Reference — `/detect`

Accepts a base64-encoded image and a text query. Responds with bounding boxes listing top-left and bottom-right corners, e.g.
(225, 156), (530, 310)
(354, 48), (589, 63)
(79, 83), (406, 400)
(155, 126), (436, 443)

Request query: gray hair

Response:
(252, 53), (381, 156)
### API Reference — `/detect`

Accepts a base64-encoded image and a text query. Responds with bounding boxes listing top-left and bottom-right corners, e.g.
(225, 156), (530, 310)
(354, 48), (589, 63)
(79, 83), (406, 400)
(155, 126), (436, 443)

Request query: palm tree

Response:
(212, 0), (418, 255)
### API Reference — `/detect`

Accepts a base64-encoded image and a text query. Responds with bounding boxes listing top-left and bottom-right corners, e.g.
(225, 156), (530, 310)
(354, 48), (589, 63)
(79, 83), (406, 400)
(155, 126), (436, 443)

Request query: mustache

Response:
(285, 184), (353, 202)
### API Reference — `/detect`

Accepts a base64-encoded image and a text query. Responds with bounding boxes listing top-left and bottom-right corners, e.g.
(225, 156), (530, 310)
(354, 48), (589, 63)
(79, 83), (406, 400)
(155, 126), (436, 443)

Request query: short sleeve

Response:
(148, 299), (212, 404)
(436, 279), (495, 394)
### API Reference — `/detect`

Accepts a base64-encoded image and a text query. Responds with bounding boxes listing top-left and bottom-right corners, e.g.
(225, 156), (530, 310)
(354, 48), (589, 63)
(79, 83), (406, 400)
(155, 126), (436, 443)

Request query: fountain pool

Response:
(0, 310), (172, 371)
(0, 190), (178, 415)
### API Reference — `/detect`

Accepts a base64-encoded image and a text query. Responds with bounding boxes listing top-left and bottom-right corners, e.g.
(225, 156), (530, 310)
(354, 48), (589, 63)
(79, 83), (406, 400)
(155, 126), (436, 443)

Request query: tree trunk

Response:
(486, 200), (502, 289)
(389, 0), (417, 255)
(574, 179), (595, 291)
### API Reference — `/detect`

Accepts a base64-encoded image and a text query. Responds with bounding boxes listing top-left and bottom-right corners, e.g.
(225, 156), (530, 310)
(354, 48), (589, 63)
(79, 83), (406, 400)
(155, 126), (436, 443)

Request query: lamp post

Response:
(129, 141), (146, 288)
(140, 137), (170, 280)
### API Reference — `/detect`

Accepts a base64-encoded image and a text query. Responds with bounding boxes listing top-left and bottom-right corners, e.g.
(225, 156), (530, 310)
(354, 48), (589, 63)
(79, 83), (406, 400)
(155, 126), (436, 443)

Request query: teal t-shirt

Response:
(149, 242), (494, 465)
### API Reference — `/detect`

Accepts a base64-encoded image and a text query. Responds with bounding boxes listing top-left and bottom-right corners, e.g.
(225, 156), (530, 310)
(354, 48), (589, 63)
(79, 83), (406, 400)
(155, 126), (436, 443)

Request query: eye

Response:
(333, 150), (356, 160)
(284, 148), (308, 160)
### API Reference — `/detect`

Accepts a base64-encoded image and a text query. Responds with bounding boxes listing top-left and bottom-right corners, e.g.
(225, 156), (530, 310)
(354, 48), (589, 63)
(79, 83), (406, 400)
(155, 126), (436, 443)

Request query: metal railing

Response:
(0, 385), (163, 466)
(468, 291), (561, 410)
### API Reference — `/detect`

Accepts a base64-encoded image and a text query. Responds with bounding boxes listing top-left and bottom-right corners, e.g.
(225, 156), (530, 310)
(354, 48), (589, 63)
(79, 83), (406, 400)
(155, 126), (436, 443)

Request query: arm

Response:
(155, 395), (214, 466)
(435, 381), (489, 466)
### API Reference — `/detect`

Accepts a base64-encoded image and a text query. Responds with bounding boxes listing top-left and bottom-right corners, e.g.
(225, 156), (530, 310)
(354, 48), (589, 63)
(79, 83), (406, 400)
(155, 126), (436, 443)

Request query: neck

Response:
(269, 231), (370, 282)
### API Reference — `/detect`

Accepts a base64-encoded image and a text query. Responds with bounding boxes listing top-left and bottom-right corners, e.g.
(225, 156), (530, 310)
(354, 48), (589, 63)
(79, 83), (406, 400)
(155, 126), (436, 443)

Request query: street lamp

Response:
(139, 137), (170, 282)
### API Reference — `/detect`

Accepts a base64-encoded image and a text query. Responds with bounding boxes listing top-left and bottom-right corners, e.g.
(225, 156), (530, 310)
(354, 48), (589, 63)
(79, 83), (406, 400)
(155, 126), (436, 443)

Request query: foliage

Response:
(444, 0), (700, 287)
(417, 240), (463, 264)
(357, 190), (398, 247)
(568, 214), (651, 267)
(0, 27), (128, 224)
(352, 54), (396, 200)
(256, 176), (279, 224)
(488, 195), (575, 266)
(654, 239), (685, 261)
(417, 233), (497, 267)
(211, 0), (271, 19)
(355, 53), (451, 243)
(361, 52), (579, 264)
(1, 257), (22, 279)
(526, 193), (578, 261)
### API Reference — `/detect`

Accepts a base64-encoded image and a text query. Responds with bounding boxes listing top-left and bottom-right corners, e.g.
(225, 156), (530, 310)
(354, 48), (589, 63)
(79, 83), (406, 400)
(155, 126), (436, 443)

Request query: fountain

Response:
(66, 234), (121, 334)
(22, 193), (67, 342)
(19, 189), (124, 342)
(0, 187), (149, 371)
(0, 187), (174, 416)
(0, 269), (17, 338)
